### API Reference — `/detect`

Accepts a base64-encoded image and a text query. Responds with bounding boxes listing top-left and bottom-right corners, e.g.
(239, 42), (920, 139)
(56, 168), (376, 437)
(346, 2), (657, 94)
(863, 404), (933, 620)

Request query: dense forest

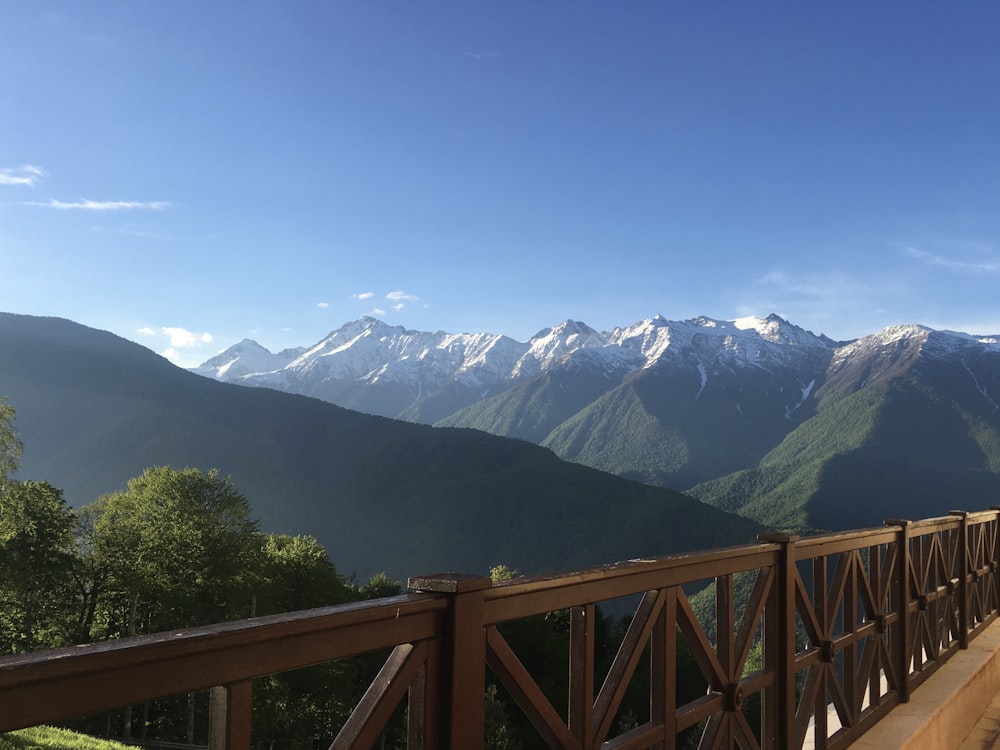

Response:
(0, 396), (725, 749)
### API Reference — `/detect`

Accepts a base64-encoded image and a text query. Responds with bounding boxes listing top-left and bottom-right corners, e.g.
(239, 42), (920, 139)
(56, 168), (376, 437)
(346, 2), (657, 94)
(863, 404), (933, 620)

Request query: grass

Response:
(0, 727), (130, 750)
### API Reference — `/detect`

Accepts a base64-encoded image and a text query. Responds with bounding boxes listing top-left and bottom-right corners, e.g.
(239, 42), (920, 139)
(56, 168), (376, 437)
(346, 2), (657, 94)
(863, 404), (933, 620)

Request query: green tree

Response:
(356, 571), (403, 600)
(0, 480), (78, 652)
(0, 396), (22, 488)
(251, 534), (355, 749)
(254, 533), (348, 616)
(88, 466), (262, 637)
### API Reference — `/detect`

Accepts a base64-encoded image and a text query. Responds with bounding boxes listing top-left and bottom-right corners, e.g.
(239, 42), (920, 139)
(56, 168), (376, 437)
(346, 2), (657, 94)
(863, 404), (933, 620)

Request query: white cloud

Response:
(352, 291), (375, 300)
(0, 165), (46, 187)
(162, 326), (213, 347)
(393, 303), (405, 311)
(316, 302), (330, 308)
(386, 290), (419, 302)
(137, 326), (156, 336)
(902, 244), (1000, 273)
(25, 198), (170, 211)
(372, 307), (386, 316)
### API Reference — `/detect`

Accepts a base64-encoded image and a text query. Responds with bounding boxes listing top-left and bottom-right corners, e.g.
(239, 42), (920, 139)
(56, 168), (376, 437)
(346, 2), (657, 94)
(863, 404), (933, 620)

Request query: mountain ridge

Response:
(195, 314), (1000, 533)
(0, 311), (763, 581)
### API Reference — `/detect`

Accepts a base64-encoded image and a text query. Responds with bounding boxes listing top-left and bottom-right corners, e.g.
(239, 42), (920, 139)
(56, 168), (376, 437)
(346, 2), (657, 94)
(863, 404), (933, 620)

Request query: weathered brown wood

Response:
(795, 664), (821, 749)
(412, 636), (442, 749)
(482, 546), (782, 625)
(329, 642), (426, 750)
(406, 662), (427, 750)
(889, 519), (912, 702)
(813, 553), (829, 745)
(674, 692), (725, 732)
(908, 515), (964, 533)
(485, 625), (579, 749)
(208, 680), (252, 750)
(568, 604), (595, 750)
(735, 567), (773, 679)
(650, 590), (676, 750)
(593, 589), (664, 744)
(759, 532), (798, 750)
(411, 573), (491, 750)
(794, 571), (823, 648)
(844, 551), (858, 725)
(0, 596), (445, 732)
(795, 528), (899, 559)
(4, 509), (1000, 749)
(675, 589), (726, 692)
(601, 720), (664, 750)
(951, 511), (971, 648)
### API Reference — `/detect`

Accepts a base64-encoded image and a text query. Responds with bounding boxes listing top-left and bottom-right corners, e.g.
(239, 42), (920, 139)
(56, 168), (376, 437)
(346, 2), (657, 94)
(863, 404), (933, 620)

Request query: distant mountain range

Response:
(0, 312), (762, 581)
(195, 314), (1000, 531)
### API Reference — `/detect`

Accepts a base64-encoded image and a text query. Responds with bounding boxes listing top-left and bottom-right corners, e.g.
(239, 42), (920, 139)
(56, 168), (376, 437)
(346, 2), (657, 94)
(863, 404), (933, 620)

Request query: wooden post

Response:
(651, 589), (677, 750)
(208, 681), (253, 750)
(886, 519), (911, 703)
(991, 507), (1000, 621)
(408, 573), (491, 750)
(950, 511), (970, 649)
(758, 532), (798, 749)
(569, 603), (595, 750)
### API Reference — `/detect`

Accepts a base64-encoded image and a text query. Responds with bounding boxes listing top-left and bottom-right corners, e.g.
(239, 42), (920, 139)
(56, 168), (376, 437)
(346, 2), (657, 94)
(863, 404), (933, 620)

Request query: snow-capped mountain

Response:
(192, 313), (1000, 532)
(196, 339), (306, 380)
(192, 313), (840, 420)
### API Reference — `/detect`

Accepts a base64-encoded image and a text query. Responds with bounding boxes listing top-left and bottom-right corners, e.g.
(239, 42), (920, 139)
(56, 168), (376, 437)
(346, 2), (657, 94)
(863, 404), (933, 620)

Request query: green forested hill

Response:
(443, 323), (1000, 534)
(690, 345), (1000, 531)
(0, 313), (762, 580)
(442, 362), (822, 491)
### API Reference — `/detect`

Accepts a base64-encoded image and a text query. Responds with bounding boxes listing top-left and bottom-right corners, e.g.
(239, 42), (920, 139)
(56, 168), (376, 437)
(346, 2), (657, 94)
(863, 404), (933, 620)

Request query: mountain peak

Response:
(193, 338), (302, 379)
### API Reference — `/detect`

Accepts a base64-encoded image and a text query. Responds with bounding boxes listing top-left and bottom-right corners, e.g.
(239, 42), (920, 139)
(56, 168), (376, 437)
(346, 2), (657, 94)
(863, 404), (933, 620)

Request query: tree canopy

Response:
(0, 396), (23, 489)
(0, 480), (77, 652)
(90, 466), (263, 634)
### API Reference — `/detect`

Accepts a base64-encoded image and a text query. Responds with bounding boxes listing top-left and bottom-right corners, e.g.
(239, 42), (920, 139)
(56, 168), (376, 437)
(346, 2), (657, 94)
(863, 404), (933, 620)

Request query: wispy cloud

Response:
(902, 244), (1000, 273)
(465, 50), (500, 61)
(352, 291), (375, 300)
(25, 198), (170, 211)
(137, 326), (156, 336)
(386, 291), (419, 302)
(316, 302), (330, 308)
(371, 307), (386, 316)
(0, 165), (47, 187)
(734, 268), (896, 340)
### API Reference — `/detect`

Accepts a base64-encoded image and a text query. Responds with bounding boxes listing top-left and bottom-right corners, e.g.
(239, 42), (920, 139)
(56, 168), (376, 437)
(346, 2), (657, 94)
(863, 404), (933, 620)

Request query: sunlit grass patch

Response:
(0, 726), (131, 750)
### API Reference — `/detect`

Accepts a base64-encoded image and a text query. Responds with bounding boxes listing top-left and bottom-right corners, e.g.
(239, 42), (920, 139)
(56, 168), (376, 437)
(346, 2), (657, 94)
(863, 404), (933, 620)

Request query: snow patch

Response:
(785, 379), (815, 420)
(964, 364), (999, 411)
(695, 362), (708, 400)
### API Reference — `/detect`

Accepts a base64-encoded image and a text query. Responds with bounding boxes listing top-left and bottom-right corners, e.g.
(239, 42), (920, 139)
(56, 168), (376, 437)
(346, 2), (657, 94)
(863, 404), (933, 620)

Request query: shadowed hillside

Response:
(0, 312), (762, 580)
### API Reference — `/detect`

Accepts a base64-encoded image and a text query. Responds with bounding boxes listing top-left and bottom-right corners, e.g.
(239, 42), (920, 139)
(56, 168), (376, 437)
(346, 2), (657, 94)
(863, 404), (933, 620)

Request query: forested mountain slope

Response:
(689, 326), (1000, 530)
(0, 312), (762, 580)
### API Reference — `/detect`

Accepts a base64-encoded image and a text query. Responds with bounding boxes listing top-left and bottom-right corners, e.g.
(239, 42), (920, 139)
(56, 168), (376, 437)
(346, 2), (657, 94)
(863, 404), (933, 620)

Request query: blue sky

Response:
(2, 3), (999, 366)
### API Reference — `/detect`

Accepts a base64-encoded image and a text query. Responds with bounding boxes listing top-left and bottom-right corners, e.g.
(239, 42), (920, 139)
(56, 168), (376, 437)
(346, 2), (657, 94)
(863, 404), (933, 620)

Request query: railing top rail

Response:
(480, 542), (781, 624)
(957, 508), (1000, 523)
(793, 525), (899, 557)
(908, 515), (963, 532)
(0, 592), (446, 723)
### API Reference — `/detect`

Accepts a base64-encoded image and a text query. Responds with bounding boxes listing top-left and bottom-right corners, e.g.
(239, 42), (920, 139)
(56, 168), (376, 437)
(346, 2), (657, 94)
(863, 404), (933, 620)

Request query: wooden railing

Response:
(1, 508), (999, 749)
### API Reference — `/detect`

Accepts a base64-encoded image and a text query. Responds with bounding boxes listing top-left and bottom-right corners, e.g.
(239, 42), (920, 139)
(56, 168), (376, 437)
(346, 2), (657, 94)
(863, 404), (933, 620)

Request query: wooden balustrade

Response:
(2, 509), (999, 749)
